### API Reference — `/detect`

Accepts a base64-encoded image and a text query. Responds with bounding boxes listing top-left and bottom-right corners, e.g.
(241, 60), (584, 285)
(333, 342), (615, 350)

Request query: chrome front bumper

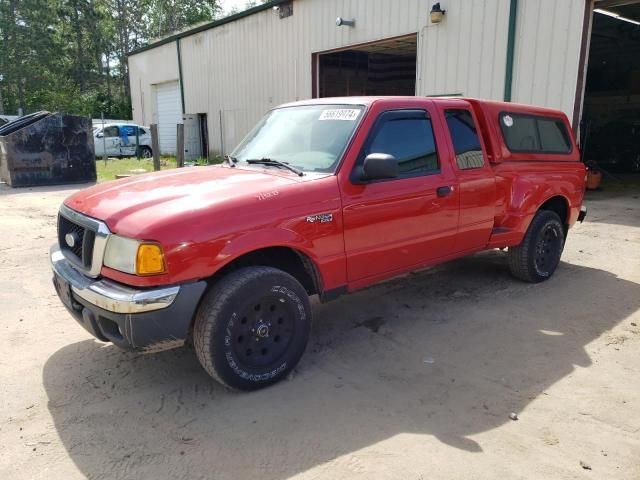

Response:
(50, 245), (179, 314)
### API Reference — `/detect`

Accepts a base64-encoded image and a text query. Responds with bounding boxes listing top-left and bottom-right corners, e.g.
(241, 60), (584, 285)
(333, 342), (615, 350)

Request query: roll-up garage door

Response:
(155, 81), (182, 155)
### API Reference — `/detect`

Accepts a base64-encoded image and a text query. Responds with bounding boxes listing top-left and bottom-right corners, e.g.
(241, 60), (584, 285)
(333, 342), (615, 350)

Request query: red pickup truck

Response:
(51, 97), (587, 390)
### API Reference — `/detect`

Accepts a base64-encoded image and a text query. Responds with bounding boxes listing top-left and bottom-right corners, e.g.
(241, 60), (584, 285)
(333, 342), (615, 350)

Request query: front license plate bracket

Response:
(53, 272), (74, 309)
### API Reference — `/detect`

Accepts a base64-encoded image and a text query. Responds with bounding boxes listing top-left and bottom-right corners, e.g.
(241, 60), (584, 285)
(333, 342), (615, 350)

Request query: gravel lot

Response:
(0, 182), (639, 480)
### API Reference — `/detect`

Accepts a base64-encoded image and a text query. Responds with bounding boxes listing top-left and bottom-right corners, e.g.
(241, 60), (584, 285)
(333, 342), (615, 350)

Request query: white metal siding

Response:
(417, 0), (510, 99)
(129, 0), (587, 155)
(128, 41), (179, 127)
(155, 81), (182, 154)
(511, 0), (585, 120)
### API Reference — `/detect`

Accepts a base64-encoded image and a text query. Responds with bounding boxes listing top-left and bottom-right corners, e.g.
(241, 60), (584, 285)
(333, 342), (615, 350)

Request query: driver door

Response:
(341, 108), (460, 282)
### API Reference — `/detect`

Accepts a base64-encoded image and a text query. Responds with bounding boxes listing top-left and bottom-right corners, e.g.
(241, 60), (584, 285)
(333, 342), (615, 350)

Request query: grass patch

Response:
(96, 155), (225, 182)
(96, 156), (177, 182)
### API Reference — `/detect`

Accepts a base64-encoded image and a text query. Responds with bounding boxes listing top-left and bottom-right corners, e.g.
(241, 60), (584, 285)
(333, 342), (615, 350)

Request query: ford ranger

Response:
(51, 97), (587, 390)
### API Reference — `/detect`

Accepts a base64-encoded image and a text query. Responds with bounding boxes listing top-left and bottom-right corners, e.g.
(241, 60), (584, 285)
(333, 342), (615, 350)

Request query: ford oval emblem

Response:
(65, 233), (76, 248)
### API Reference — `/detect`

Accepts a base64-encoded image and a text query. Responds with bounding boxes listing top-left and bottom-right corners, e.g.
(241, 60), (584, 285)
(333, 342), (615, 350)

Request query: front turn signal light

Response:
(136, 243), (166, 275)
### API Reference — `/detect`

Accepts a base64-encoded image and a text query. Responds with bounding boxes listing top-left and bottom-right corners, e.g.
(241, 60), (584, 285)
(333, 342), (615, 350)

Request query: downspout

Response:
(503, 0), (518, 101)
(176, 39), (186, 114)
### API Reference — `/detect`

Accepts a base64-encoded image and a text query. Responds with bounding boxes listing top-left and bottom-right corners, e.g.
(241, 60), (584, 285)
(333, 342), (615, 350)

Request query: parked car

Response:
(51, 97), (587, 390)
(93, 123), (153, 159)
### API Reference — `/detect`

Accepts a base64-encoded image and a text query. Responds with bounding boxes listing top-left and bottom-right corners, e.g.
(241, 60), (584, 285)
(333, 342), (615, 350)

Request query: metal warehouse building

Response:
(128, 0), (640, 171)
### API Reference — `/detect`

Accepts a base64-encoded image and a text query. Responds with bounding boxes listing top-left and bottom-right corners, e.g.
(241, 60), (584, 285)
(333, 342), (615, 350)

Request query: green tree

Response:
(0, 0), (61, 114)
(0, 0), (221, 118)
(145, 0), (221, 39)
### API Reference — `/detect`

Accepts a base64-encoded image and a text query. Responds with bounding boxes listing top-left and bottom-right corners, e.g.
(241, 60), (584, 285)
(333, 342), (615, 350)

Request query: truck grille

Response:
(58, 214), (95, 268)
(57, 204), (109, 277)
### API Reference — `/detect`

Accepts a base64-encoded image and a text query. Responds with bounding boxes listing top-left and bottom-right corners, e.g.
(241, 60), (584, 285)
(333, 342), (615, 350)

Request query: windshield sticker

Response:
(319, 109), (361, 121)
(503, 115), (514, 127)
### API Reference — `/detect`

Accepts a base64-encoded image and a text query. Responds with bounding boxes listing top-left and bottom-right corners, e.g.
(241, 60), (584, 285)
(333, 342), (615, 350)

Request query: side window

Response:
(365, 111), (439, 177)
(138, 127), (146, 135)
(445, 109), (485, 169)
(537, 118), (571, 152)
(104, 126), (119, 137)
(122, 125), (137, 136)
(501, 115), (540, 151)
(500, 113), (571, 154)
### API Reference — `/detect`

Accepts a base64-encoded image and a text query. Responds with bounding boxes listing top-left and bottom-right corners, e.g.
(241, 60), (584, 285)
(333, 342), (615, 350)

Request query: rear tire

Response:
(507, 210), (565, 283)
(193, 267), (311, 390)
(138, 146), (152, 158)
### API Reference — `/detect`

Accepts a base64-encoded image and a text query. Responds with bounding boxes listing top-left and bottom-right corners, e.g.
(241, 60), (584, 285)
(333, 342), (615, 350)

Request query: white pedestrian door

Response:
(155, 81), (182, 155)
(183, 114), (202, 160)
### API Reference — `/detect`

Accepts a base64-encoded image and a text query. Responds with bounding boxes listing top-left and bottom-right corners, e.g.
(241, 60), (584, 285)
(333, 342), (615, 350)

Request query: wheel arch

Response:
(205, 245), (324, 297)
(538, 194), (570, 235)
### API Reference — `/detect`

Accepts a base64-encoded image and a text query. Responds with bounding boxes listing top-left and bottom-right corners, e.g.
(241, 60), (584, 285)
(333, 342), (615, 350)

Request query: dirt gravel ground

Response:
(0, 182), (639, 480)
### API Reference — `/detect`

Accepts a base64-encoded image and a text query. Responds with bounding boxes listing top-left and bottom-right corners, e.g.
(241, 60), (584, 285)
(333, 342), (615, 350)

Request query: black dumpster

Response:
(0, 112), (96, 187)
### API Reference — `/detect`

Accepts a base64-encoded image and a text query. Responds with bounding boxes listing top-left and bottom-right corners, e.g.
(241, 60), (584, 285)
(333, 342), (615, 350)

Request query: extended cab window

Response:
(500, 112), (572, 154)
(365, 110), (439, 177)
(445, 109), (484, 169)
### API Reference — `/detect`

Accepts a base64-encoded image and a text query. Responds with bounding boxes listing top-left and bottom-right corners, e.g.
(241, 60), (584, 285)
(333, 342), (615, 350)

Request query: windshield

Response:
(231, 104), (365, 173)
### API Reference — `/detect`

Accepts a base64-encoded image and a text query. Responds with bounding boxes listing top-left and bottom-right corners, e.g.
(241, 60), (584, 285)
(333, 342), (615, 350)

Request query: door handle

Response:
(436, 186), (453, 197)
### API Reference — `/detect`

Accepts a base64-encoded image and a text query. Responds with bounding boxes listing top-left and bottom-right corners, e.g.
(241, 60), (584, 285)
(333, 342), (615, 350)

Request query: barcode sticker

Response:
(319, 109), (361, 121)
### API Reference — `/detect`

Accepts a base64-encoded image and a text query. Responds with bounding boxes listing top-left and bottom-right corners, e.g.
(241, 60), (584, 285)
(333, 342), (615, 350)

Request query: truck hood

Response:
(64, 166), (306, 234)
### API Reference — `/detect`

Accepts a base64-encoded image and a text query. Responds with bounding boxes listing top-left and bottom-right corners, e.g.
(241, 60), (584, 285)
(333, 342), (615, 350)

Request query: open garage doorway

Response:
(582, 1), (640, 173)
(314, 34), (417, 98)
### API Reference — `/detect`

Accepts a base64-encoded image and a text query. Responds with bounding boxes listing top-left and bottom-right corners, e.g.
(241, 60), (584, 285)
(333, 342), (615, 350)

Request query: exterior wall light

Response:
(273, 2), (293, 19)
(336, 17), (355, 27)
(430, 3), (446, 23)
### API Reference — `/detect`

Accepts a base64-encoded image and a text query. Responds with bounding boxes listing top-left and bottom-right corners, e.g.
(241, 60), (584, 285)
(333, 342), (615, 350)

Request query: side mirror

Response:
(96, 132), (104, 138)
(362, 153), (398, 181)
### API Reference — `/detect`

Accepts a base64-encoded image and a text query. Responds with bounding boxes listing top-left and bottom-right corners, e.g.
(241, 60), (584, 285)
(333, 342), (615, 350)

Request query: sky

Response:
(220, 0), (254, 14)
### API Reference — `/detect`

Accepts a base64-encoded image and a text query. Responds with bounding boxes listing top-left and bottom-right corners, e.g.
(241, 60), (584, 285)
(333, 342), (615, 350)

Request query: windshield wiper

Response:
(246, 158), (304, 176)
(224, 155), (238, 167)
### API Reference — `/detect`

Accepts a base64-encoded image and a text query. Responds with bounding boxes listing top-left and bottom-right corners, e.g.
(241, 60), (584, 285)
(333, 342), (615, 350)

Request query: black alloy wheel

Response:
(193, 266), (311, 390)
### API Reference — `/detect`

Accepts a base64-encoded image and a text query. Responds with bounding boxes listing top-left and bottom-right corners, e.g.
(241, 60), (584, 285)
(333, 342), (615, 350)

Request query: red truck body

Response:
(64, 97), (585, 292)
(52, 96), (587, 389)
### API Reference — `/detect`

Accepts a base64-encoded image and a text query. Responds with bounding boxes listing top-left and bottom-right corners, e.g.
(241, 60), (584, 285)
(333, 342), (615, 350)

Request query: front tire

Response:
(193, 267), (311, 390)
(507, 210), (565, 283)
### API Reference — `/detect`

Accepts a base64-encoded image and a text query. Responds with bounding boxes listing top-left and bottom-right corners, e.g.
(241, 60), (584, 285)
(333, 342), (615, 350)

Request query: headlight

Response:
(103, 235), (166, 276)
